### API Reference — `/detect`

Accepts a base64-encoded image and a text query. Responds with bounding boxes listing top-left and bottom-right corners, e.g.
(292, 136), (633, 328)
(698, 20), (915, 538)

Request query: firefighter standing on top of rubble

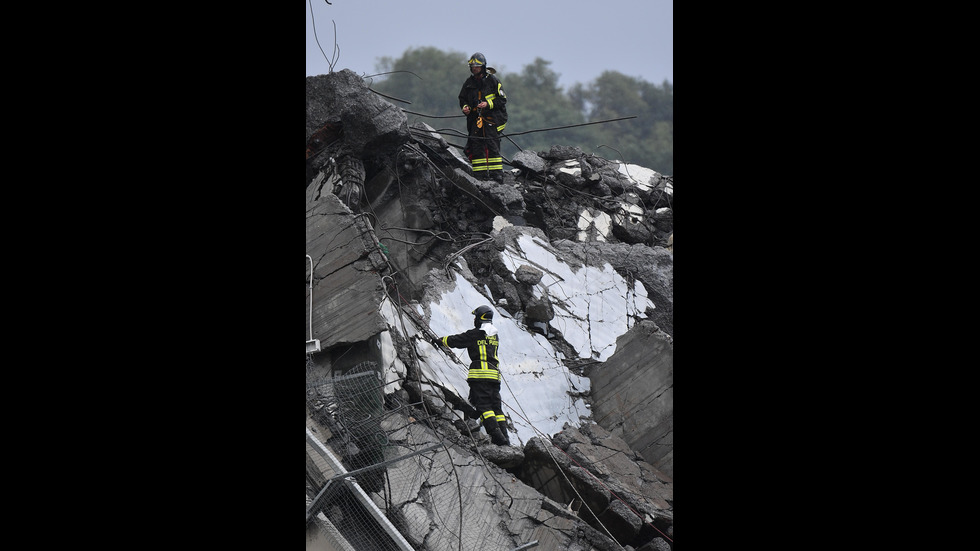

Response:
(458, 52), (508, 183)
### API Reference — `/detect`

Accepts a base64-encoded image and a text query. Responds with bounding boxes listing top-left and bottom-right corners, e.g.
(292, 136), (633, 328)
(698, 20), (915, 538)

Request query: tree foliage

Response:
(502, 58), (587, 159)
(370, 47), (672, 174)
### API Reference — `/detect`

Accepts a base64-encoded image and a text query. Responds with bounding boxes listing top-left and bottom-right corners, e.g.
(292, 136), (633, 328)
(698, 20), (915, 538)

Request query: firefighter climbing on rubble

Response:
(458, 52), (508, 183)
(431, 305), (511, 446)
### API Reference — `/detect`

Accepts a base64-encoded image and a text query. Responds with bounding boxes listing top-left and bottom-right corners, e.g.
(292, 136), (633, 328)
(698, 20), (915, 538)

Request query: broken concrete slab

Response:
(306, 69), (411, 160)
(587, 321), (673, 477)
(306, 182), (390, 349)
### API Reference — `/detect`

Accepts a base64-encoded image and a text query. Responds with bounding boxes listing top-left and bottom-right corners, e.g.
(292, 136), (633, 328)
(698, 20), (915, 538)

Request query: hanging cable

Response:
(307, 255), (314, 342)
(307, 0), (339, 72)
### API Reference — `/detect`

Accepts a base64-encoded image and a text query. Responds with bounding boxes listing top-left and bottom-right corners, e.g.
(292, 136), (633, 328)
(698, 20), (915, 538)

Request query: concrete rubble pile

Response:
(306, 69), (673, 551)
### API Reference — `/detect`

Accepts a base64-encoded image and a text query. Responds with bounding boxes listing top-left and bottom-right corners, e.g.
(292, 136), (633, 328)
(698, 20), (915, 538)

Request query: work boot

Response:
(481, 415), (507, 445)
(489, 427), (509, 446)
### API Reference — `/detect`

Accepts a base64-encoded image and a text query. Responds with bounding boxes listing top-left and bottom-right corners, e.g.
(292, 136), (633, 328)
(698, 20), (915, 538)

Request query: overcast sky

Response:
(306, 0), (673, 90)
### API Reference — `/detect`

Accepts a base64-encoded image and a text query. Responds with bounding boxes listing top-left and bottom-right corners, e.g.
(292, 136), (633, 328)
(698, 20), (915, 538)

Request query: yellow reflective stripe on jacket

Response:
(486, 81), (504, 109)
(468, 367), (500, 380)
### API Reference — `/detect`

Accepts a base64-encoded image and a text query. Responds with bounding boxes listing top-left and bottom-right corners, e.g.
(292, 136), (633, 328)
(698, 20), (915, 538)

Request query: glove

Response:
(431, 337), (443, 347)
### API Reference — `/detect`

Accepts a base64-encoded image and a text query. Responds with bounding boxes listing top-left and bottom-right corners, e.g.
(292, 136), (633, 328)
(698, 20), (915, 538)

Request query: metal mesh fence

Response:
(306, 357), (530, 551)
(307, 360), (410, 551)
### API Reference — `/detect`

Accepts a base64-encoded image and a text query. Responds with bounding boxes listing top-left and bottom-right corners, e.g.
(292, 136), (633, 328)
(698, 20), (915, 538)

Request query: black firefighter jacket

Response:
(438, 325), (501, 382)
(458, 73), (508, 133)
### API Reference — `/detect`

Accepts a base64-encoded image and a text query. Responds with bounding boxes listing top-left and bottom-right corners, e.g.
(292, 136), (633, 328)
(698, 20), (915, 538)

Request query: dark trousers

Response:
(465, 119), (502, 178)
(468, 380), (505, 432)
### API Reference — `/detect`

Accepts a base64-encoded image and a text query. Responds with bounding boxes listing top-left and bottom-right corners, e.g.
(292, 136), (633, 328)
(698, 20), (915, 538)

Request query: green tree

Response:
(498, 58), (585, 159)
(579, 71), (673, 174)
(372, 46), (470, 143)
